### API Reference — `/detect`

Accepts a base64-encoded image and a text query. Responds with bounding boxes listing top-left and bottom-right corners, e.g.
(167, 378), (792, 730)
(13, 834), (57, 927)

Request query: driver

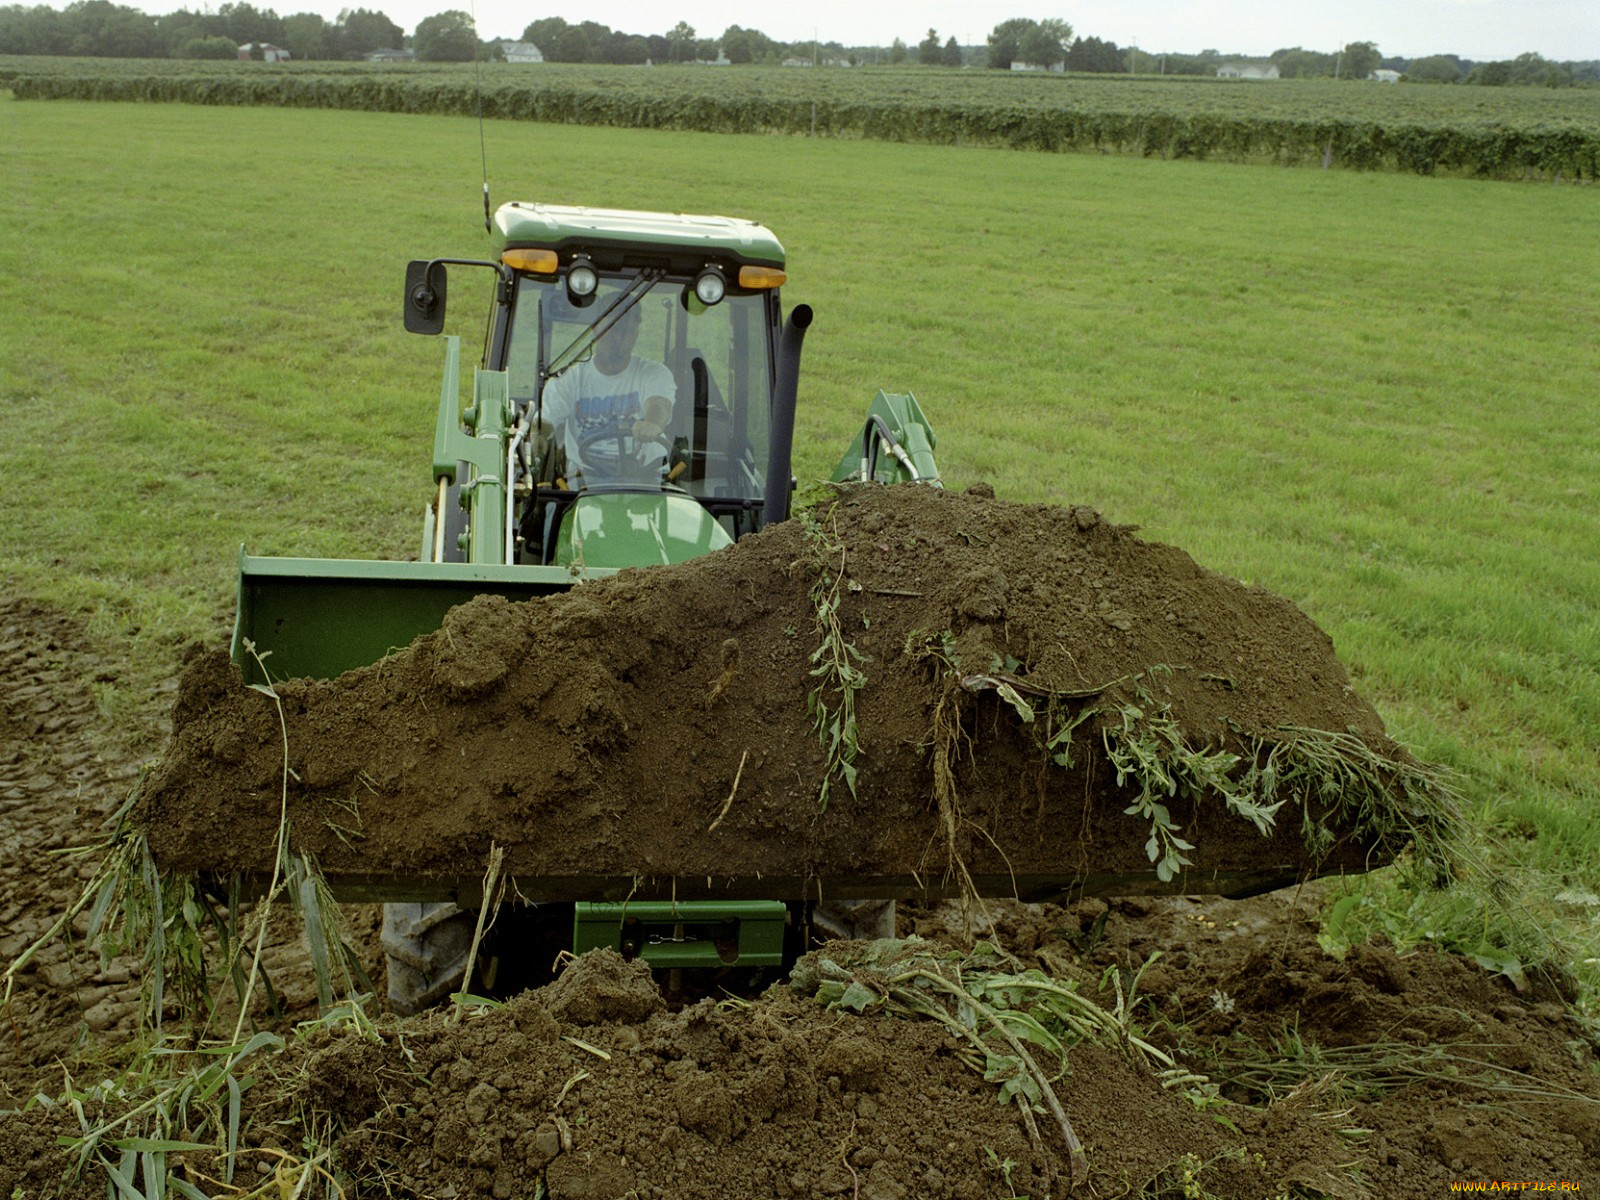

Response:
(539, 302), (676, 486)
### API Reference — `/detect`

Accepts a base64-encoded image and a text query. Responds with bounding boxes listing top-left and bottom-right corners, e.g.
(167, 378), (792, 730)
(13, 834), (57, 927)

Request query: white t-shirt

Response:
(541, 356), (677, 482)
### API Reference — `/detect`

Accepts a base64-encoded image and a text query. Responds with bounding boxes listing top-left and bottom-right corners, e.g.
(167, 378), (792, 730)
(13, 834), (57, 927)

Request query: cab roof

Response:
(492, 202), (786, 271)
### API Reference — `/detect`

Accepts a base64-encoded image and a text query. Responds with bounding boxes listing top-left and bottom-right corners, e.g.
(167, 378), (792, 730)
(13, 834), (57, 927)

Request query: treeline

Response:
(1268, 43), (1598, 85)
(1, 2), (1596, 85)
(1392, 50), (1597, 86)
(0, 0), (402, 60)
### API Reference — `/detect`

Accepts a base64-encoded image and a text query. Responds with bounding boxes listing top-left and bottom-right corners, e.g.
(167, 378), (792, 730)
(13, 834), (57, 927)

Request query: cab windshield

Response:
(504, 271), (777, 514)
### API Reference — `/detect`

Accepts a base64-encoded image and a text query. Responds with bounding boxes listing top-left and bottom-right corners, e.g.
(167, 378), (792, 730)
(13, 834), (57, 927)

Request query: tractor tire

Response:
(811, 899), (897, 942)
(381, 901), (476, 1015)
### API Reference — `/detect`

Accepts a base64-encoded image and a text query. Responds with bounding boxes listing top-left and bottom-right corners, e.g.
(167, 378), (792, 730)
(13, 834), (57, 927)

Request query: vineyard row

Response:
(11, 70), (1598, 180)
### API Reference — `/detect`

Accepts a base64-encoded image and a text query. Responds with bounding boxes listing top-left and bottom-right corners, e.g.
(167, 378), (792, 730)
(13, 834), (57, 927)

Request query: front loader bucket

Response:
(231, 549), (610, 686)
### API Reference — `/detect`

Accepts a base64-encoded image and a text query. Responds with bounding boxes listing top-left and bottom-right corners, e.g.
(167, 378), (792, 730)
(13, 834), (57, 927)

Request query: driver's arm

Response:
(633, 392), (673, 442)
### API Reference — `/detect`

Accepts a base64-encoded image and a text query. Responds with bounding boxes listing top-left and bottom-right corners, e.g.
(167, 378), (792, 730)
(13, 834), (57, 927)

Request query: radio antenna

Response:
(470, 0), (490, 231)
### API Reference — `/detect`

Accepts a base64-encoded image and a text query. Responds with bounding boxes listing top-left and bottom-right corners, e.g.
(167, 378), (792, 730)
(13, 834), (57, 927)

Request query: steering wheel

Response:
(575, 422), (670, 486)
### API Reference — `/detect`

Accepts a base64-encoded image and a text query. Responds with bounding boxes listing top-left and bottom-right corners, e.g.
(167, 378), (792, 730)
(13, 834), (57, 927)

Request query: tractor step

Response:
(572, 900), (788, 968)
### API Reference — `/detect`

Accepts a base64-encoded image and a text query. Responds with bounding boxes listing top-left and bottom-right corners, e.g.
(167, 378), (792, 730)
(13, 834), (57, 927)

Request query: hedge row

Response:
(12, 70), (1598, 179)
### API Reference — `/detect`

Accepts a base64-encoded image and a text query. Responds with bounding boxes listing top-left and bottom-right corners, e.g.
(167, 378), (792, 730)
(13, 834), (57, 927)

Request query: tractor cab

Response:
(507, 264), (779, 566)
(406, 202), (805, 572)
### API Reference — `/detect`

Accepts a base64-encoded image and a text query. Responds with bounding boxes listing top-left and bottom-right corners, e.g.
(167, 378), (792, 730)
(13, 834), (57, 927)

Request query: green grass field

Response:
(5, 98), (1598, 996)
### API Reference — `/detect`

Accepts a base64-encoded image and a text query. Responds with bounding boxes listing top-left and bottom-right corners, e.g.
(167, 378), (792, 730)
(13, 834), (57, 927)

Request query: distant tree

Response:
(1405, 54), (1463, 83)
(941, 35), (962, 67)
(888, 36), (906, 64)
(1275, 47), (1335, 77)
(592, 28), (624, 61)
(1465, 59), (1512, 86)
(576, 21), (611, 45)
(412, 9), (475, 60)
(48, 0), (163, 57)
(916, 27), (939, 63)
(719, 24), (778, 63)
(522, 16), (567, 50)
(1339, 40), (1381, 79)
(1019, 17), (1070, 67)
(103, 3), (163, 55)
(986, 17), (1034, 69)
(336, 9), (404, 57)
(281, 12), (330, 59)
(551, 24), (590, 61)
(665, 18), (693, 62)
(1506, 50), (1572, 85)
(217, 2), (282, 48)
(1065, 35), (1121, 73)
(0, 6), (58, 55)
(612, 32), (649, 63)
(720, 25), (751, 63)
(1159, 52), (1217, 76)
(176, 33), (237, 57)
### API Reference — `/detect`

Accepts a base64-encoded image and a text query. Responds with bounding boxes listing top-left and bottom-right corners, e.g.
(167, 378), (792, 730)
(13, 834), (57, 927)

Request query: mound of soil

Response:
(136, 485), (1424, 902)
(2, 592), (1596, 1199)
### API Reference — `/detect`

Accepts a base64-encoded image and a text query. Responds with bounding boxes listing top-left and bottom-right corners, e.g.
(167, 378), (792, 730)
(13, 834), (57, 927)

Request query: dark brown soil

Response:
(0, 598), (155, 1101)
(136, 485), (1421, 904)
(4, 491), (1595, 1199)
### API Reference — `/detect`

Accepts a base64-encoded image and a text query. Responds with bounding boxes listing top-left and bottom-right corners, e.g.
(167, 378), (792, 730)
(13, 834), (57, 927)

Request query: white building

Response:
(502, 41), (544, 63)
(237, 42), (291, 62)
(1217, 60), (1280, 79)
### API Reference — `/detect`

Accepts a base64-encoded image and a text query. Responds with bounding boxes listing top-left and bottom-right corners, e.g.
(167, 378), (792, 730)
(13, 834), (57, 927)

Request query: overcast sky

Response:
(384, 0), (1593, 61)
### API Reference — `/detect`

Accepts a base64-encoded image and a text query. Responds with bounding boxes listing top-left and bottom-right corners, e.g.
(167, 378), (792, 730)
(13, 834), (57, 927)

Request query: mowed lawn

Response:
(5, 98), (1598, 977)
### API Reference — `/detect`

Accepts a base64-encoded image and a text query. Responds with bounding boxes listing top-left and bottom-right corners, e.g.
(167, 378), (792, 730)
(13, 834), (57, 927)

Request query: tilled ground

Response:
(2, 580), (1598, 1197)
(0, 598), (153, 1101)
(0, 596), (381, 1103)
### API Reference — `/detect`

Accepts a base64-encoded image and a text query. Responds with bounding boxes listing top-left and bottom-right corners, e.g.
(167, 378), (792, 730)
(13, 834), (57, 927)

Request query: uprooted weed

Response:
(1194, 1018), (1600, 1112)
(792, 936), (1204, 1193)
(801, 503), (868, 812)
(902, 635), (1462, 892)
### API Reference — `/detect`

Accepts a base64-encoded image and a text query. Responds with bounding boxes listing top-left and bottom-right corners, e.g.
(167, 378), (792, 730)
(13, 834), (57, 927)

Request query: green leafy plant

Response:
(795, 938), (1204, 1191)
(1102, 694), (1284, 882)
(53, 1028), (286, 1197)
(802, 505), (868, 810)
(984, 1145), (1031, 1200)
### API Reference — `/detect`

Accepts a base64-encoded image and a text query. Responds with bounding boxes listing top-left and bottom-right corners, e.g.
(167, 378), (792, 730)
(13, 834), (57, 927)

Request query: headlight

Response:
(693, 267), (727, 306)
(567, 256), (599, 300)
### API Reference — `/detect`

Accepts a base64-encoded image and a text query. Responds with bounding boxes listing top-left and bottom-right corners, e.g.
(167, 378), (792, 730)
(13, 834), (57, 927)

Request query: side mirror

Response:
(403, 259), (448, 335)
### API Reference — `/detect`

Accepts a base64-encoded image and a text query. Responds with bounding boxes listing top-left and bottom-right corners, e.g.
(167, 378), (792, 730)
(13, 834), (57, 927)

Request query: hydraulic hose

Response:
(764, 304), (813, 527)
(505, 414), (529, 565)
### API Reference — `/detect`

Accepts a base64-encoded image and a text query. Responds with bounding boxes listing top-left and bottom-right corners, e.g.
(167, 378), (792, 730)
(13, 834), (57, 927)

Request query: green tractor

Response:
(231, 202), (940, 1010)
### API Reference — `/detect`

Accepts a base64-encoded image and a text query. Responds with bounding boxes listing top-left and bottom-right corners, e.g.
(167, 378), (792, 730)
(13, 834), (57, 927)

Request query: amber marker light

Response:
(737, 265), (787, 289)
(502, 248), (559, 274)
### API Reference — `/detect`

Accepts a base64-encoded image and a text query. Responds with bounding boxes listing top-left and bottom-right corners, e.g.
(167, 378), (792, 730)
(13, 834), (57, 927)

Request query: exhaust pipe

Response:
(764, 303), (813, 527)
